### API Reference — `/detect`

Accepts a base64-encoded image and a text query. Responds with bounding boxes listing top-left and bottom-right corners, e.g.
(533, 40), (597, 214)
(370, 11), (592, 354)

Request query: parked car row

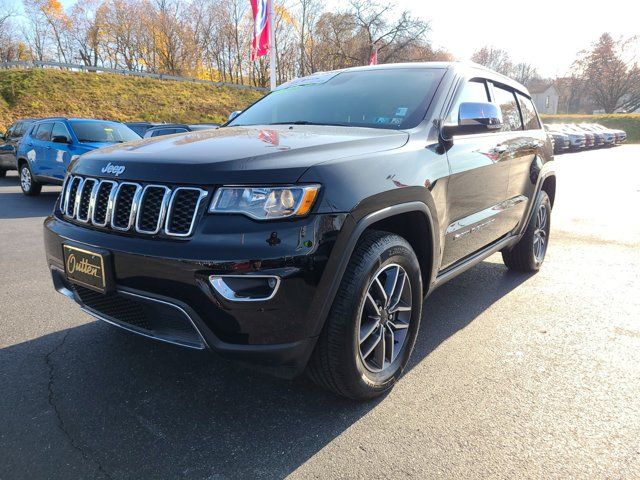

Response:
(0, 117), (219, 194)
(545, 123), (626, 154)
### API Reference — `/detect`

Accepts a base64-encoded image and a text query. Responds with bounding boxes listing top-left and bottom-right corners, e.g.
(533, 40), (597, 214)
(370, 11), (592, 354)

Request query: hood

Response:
(79, 141), (121, 150)
(70, 125), (409, 184)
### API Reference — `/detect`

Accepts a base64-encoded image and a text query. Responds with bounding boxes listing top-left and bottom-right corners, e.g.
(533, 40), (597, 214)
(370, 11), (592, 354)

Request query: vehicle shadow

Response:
(0, 173), (60, 219)
(0, 260), (532, 479)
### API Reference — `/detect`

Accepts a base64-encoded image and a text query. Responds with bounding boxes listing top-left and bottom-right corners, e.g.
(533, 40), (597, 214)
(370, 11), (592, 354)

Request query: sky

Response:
(16, 0), (640, 78)
(383, 0), (639, 77)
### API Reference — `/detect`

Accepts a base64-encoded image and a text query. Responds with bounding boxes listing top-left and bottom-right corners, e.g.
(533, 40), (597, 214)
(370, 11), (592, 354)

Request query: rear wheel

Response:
(307, 231), (423, 400)
(19, 162), (41, 196)
(502, 191), (551, 272)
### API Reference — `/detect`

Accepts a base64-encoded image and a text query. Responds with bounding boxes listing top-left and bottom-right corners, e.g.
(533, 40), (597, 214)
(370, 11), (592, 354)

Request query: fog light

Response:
(209, 275), (281, 302)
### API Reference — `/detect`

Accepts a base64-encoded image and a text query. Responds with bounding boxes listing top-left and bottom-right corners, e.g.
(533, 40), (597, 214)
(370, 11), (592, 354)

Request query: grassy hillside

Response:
(0, 69), (265, 131)
(541, 114), (640, 143)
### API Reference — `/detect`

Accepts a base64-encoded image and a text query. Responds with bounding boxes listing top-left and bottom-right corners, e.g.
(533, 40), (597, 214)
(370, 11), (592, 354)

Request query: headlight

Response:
(209, 185), (320, 219)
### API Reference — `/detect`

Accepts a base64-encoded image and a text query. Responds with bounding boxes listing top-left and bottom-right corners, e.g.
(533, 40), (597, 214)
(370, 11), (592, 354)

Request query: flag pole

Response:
(269, 0), (276, 91)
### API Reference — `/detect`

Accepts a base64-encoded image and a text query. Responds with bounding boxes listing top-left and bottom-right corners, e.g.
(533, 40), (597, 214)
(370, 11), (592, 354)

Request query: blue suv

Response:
(16, 118), (140, 195)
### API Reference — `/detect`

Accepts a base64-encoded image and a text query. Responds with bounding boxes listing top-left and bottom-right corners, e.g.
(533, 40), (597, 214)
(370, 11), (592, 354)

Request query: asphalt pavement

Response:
(1, 146), (639, 479)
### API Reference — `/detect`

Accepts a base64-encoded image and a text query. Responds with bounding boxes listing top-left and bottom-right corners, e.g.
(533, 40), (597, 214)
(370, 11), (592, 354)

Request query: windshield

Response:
(228, 68), (445, 130)
(70, 121), (140, 143)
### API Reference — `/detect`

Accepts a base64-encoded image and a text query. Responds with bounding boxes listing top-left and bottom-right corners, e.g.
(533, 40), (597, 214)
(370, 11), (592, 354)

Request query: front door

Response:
(48, 122), (74, 181)
(441, 78), (512, 269)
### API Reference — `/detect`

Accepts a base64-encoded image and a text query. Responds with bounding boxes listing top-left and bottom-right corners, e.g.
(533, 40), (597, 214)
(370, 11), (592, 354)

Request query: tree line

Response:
(469, 34), (640, 114)
(0, 0), (452, 87)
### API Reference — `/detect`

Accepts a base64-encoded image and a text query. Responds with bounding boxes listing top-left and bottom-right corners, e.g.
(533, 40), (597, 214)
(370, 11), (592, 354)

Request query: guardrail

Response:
(0, 60), (269, 92)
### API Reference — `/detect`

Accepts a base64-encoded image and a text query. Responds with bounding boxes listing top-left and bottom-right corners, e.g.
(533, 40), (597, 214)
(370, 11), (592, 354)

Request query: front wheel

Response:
(19, 163), (42, 196)
(307, 231), (423, 400)
(502, 191), (551, 272)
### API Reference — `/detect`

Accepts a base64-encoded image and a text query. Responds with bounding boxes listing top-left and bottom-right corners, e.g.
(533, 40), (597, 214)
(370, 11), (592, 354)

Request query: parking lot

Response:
(1, 146), (639, 479)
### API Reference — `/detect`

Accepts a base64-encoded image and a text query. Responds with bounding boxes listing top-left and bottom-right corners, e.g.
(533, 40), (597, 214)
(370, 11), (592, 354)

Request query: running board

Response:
(431, 235), (519, 292)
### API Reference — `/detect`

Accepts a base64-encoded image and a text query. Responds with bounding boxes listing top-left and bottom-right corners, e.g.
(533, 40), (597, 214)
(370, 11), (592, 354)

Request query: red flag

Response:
(250, 0), (271, 61)
(369, 49), (378, 65)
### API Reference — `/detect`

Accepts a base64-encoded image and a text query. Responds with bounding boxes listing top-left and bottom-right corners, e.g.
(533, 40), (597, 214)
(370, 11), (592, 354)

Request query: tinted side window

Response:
(34, 123), (54, 141)
(492, 85), (522, 132)
(517, 93), (541, 130)
(52, 122), (70, 140)
(448, 79), (490, 124)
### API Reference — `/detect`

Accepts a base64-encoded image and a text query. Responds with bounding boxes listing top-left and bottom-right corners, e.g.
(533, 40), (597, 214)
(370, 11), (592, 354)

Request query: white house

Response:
(529, 84), (559, 115)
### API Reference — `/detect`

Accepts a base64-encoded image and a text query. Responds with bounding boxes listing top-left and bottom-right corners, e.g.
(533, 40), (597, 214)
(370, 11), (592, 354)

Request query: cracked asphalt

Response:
(1, 146), (639, 479)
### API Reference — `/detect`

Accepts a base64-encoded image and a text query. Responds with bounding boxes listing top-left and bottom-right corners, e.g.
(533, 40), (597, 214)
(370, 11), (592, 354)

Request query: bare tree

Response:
(471, 46), (514, 77)
(575, 33), (640, 113)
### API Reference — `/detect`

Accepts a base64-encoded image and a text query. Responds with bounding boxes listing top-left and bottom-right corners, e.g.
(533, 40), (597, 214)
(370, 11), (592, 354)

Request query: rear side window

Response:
(517, 93), (541, 130)
(447, 79), (490, 124)
(34, 123), (54, 141)
(492, 85), (522, 132)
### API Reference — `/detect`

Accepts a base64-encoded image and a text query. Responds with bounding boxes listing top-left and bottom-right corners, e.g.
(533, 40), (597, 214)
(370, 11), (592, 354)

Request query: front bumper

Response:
(44, 208), (347, 375)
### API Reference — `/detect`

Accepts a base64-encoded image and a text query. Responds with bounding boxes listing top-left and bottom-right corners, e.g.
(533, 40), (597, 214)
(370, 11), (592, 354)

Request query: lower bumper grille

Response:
(73, 285), (205, 349)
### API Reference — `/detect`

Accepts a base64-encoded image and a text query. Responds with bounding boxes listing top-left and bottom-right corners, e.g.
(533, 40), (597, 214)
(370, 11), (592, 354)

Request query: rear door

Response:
(441, 78), (513, 269)
(506, 91), (548, 229)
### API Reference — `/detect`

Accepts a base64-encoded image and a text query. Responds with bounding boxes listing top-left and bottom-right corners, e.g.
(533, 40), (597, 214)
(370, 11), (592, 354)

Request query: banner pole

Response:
(269, 0), (276, 91)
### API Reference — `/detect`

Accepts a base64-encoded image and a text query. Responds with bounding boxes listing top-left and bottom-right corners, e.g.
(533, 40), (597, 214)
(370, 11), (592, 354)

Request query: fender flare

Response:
(305, 200), (439, 338)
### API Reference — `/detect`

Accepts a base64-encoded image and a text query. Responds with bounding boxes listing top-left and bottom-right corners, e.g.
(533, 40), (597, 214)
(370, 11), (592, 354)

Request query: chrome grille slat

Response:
(91, 180), (117, 227)
(77, 179), (97, 223)
(111, 182), (142, 231)
(61, 175), (205, 238)
(164, 187), (208, 237)
(135, 185), (171, 234)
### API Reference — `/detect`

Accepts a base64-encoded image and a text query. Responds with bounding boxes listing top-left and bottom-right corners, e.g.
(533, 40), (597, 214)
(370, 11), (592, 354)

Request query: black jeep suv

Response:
(44, 63), (555, 399)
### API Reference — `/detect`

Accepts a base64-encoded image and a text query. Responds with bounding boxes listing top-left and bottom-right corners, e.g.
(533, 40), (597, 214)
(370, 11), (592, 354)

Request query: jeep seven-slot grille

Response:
(61, 175), (207, 238)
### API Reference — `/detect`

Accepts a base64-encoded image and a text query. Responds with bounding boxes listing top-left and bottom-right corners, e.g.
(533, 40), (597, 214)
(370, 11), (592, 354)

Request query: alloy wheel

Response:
(20, 166), (31, 192)
(533, 204), (548, 263)
(358, 263), (412, 372)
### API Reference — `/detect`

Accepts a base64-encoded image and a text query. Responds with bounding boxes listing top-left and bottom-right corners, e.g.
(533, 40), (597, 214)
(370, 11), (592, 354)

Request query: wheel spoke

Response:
(365, 292), (381, 316)
(373, 277), (387, 306)
(361, 328), (383, 359)
(360, 317), (380, 344)
(385, 326), (395, 364)
(389, 272), (406, 311)
(383, 265), (400, 308)
(388, 319), (409, 330)
(373, 325), (385, 368)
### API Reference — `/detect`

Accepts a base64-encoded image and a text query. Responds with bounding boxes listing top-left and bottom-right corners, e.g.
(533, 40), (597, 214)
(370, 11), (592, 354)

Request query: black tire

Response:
(502, 191), (551, 272)
(307, 231), (423, 400)
(0, 169), (6, 178)
(19, 162), (42, 196)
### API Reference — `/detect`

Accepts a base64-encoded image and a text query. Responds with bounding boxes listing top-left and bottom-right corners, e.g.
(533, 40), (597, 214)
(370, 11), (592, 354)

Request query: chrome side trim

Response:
(209, 274), (281, 302)
(110, 182), (142, 231)
(164, 187), (208, 237)
(91, 180), (117, 227)
(135, 185), (172, 235)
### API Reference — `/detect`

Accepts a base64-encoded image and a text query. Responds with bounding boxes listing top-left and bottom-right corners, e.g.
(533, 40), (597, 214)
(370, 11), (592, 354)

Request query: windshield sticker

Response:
(390, 118), (402, 125)
(275, 71), (339, 91)
(375, 117), (390, 124)
(395, 107), (408, 117)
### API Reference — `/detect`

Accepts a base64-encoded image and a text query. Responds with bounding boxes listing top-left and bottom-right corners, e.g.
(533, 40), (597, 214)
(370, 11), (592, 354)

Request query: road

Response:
(1, 146), (639, 479)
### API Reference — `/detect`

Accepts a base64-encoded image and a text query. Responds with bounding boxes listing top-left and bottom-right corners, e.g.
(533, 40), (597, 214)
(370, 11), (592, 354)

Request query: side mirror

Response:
(442, 102), (503, 138)
(52, 135), (70, 144)
(228, 110), (242, 122)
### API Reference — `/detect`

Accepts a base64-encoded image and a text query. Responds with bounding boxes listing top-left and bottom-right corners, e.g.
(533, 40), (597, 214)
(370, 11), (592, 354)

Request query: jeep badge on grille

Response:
(101, 163), (126, 176)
